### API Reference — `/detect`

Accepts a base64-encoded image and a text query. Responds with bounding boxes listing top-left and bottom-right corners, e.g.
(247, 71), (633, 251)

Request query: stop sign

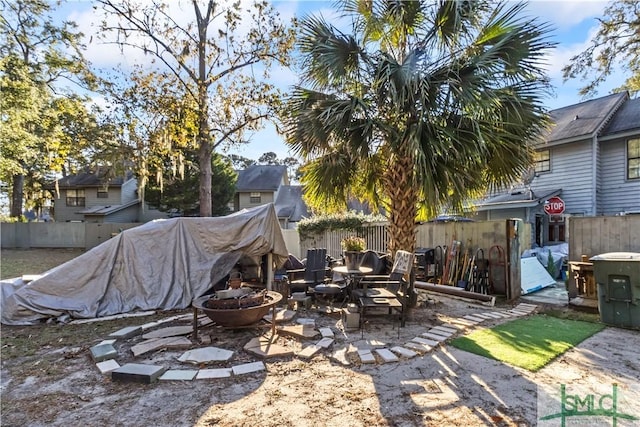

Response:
(544, 196), (565, 215)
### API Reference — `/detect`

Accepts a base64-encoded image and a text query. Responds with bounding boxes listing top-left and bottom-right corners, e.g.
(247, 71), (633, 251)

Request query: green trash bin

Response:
(590, 252), (640, 329)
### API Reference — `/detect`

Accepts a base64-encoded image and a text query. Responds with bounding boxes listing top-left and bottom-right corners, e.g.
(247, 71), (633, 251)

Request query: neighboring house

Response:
(233, 165), (290, 212)
(274, 185), (309, 229)
(472, 91), (640, 247)
(49, 169), (143, 223)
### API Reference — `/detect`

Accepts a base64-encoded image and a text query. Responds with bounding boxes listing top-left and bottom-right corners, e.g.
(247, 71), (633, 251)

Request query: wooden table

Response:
(332, 265), (373, 300)
(358, 288), (403, 337)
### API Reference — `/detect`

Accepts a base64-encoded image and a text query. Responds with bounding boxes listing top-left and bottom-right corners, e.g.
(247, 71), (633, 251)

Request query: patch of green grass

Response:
(449, 314), (605, 371)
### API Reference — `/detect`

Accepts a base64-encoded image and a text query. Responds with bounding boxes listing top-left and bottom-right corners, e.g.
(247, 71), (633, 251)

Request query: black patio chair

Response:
(287, 248), (331, 294)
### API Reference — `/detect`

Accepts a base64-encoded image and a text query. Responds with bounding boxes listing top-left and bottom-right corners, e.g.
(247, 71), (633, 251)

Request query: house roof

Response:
(274, 185), (309, 222)
(54, 169), (135, 188)
(542, 92), (628, 143)
(77, 200), (140, 216)
(474, 188), (561, 211)
(602, 97), (640, 136)
(236, 165), (288, 192)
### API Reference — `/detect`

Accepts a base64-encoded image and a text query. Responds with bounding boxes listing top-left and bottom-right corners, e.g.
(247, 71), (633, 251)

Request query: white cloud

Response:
(524, 0), (606, 31)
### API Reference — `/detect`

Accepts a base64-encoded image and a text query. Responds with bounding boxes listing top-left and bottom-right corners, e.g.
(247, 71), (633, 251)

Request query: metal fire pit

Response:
(193, 290), (282, 327)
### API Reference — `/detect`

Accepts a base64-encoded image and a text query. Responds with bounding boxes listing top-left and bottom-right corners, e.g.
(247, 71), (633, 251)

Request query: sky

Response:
(53, 0), (625, 162)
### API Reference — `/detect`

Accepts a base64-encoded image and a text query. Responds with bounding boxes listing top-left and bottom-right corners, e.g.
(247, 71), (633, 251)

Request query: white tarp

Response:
(1, 204), (289, 325)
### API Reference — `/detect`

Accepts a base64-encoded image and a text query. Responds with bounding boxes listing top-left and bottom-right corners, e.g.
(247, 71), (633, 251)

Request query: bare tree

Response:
(97, 0), (295, 216)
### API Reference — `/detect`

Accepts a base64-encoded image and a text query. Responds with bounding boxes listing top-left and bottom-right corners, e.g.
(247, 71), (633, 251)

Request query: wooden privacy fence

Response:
(569, 216), (640, 261)
(300, 220), (531, 259)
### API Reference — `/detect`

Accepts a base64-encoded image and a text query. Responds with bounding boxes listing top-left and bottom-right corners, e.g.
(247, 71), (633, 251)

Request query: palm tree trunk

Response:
(384, 146), (418, 255)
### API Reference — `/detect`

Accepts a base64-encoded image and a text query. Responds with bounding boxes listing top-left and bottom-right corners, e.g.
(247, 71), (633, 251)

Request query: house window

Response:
(628, 139), (640, 179)
(97, 189), (109, 198)
(250, 192), (261, 203)
(66, 189), (85, 207)
(534, 150), (550, 173)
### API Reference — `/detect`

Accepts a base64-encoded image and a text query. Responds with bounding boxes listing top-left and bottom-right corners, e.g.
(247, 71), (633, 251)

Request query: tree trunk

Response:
(196, 6), (212, 217)
(10, 174), (24, 218)
(384, 147), (418, 256)
(198, 136), (212, 217)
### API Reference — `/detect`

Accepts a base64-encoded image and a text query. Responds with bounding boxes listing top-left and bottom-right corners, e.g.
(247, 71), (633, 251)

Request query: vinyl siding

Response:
(532, 140), (594, 215)
(599, 137), (640, 215)
(237, 191), (275, 211)
(87, 187), (121, 206)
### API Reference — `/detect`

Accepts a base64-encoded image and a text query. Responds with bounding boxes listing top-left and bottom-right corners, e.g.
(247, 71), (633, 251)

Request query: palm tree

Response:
(284, 0), (554, 255)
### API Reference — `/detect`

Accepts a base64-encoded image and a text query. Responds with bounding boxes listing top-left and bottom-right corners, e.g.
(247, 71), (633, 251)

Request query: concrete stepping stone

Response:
(404, 341), (433, 354)
(463, 315), (485, 323)
(319, 327), (334, 338)
(90, 343), (117, 362)
(480, 312), (505, 319)
(490, 311), (514, 318)
(471, 313), (498, 320)
(139, 314), (190, 331)
(96, 359), (120, 374)
(298, 345), (322, 359)
(244, 335), (294, 359)
(431, 326), (458, 335)
(159, 369), (198, 381)
(357, 349), (376, 364)
(412, 336), (439, 347)
(316, 337), (334, 349)
(98, 339), (117, 346)
(330, 346), (351, 366)
(421, 332), (448, 342)
(426, 329), (453, 338)
(450, 318), (476, 326)
(198, 317), (214, 327)
(374, 348), (399, 363)
(263, 309), (295, 323)
(516, 303), (537, 311)
(142, 326), (193, 339)
(232, 361), (265, 375)
(296, 318), (316, 326)
(178, 346), (233, 364)
(508, 310), (529, 316)
(196, 368), (232, 379)
(277, 324), (319, 339)
(111, 363), (167, 384)
(109, 326), (142, 340)
(390, 346), (418, 359)
(131, 336), (192, 357)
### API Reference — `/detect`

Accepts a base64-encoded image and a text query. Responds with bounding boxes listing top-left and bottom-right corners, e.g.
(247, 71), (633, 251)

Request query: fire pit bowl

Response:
(193, 291), (283, 327)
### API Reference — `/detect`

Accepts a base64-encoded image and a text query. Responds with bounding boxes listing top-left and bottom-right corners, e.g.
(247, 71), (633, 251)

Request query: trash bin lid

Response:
(589, 252), (640, 261)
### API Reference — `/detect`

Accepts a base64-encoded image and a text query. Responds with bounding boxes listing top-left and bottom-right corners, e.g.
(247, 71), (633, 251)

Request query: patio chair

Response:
(287, 248), (331, 294)
(355, 250), (414, 327)
(359, 250), (389, 276)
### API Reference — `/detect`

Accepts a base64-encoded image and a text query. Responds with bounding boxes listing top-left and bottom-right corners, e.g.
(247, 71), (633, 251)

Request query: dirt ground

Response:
(1, 250), (639, 426)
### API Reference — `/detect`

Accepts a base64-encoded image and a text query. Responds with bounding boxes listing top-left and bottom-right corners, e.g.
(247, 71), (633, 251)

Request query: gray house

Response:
(233, 165), (289, 211)
(473, 91), (640, 246)
(49, 169), (139, 223)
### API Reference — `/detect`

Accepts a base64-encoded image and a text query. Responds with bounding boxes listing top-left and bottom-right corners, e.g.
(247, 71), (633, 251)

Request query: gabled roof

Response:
(602, 97), (640, 136)
(474, 188), (561, 211)
(274, 185), (309, 222)
(543, 92), (628, 143)
(55, 169), (135, 189)
(236, 165), (288, 192)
